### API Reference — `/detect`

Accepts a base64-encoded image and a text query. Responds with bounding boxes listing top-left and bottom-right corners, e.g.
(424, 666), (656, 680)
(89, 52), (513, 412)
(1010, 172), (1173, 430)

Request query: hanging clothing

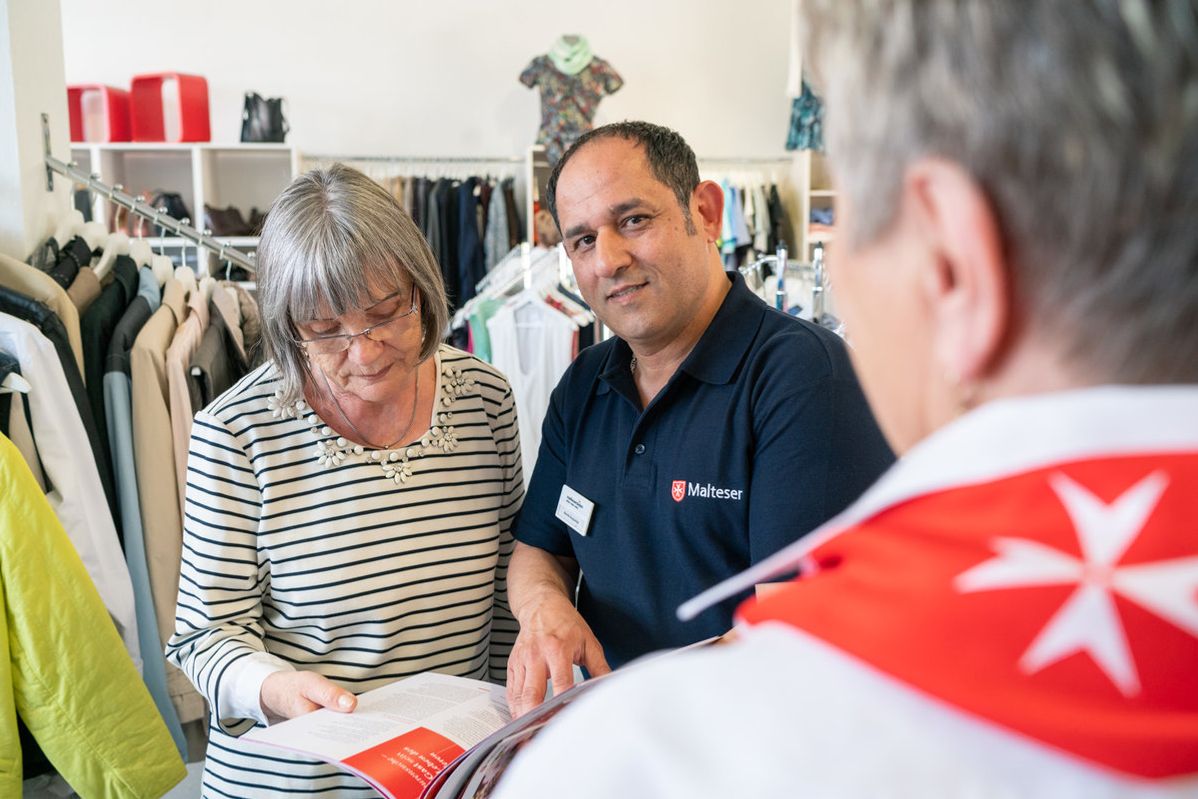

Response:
(503, 178), (522, 250)
(768, 184), (795, 253)
(81, 254), (139, 515)
(437, 179), (462, 309)
(130, 276), (187, 685)
(457, 178), (487, 307)
(0, 352), (43, 492)
(0, 252), (84, 375)
(0, 432), (185, 799)
(751, 184), (771, 254)
(0, 285), (120, 531)
(467, 297), (506, 364)
(166, 281), (212, 514)
(487, 297), (577, 482)
(188, 286), (249, 413)
(484, 181), (511, 273)
(785, 80), (825, 152)
(425, 178), (443, 267)
(101, 272), (189, 755)
(66, 266), (102, 314)
(231, 283), (264, 369)
(519, 54), (624, 165)
(43, 235), (88, 291)
(0, 312), (139, 666)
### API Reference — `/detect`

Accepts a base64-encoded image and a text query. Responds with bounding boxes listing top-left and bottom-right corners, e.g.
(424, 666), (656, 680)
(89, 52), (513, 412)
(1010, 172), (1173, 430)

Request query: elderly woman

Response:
(493, 2), (1198, 797)
(166, 164), (522, 796)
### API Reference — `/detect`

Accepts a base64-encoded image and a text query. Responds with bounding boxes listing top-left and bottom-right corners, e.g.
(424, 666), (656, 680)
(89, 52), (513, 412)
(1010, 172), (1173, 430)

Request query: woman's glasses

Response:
(295, 287), (418, 355)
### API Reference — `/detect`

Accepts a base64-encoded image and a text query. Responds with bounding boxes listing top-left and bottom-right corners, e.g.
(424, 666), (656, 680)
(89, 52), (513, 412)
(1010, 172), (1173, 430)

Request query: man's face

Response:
(555, 138), (715, 351)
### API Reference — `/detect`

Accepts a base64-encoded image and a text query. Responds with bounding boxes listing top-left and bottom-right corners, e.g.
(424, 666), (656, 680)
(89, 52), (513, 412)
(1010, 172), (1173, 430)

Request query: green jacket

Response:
(0, 433), (185, 797)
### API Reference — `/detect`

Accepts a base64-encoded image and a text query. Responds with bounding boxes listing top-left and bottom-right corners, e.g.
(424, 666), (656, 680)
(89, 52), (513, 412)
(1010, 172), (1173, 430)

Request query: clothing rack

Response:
(697, 156), (792, 164)
(740, 242), (835, 326)
(304, 154), (524, 164)
(42, 116), (256, 274)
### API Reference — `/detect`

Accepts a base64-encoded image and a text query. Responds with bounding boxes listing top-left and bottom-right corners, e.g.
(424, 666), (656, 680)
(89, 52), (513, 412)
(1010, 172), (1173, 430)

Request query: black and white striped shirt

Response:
(166, 345), (522, 798)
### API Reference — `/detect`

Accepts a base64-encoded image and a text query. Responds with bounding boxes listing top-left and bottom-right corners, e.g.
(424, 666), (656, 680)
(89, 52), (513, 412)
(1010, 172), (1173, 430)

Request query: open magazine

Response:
(243, 670), (604, 799)
(244, 636), (720, 798)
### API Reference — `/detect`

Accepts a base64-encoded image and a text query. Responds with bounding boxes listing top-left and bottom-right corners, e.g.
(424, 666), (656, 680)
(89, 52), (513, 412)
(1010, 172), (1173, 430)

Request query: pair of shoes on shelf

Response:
(204, 204), (252, 236)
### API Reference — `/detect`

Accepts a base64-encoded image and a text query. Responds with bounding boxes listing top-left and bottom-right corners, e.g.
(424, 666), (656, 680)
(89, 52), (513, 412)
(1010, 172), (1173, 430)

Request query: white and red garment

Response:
(494, 386), (1198, 798)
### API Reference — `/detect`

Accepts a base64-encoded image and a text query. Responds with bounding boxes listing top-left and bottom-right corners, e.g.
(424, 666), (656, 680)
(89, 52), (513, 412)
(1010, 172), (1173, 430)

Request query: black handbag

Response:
(240, 92), (289, 143)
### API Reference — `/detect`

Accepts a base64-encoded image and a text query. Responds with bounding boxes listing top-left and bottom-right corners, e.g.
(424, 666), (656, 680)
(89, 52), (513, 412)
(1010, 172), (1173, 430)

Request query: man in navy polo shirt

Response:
(505, 121), (893, 716)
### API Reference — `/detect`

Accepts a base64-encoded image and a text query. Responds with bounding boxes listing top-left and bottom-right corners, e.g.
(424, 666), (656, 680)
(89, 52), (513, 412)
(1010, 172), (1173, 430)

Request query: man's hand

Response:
(506, 593), (611, 718)
(260, 670), (358, 722)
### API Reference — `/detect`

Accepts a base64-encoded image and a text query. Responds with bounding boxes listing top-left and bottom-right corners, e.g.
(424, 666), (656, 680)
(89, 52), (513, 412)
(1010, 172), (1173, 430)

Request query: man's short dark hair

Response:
(545, 121), (701, 235)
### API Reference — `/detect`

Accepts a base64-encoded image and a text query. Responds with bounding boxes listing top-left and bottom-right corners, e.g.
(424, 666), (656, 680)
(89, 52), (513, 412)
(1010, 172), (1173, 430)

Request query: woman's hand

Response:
(260, 670), (358, 721)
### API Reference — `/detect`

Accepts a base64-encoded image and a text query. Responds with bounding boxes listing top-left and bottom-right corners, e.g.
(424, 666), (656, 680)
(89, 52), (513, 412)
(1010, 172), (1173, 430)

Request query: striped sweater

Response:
(166, 345), (522, 798)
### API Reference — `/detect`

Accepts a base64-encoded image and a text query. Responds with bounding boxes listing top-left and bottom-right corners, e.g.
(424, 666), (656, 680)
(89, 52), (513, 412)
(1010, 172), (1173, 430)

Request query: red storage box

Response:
(66, 85), (131, 142)
(130, 72), (211, 142)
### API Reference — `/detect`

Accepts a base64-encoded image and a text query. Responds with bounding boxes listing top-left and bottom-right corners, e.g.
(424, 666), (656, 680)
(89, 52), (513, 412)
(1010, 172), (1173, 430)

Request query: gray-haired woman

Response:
(166, 164), (522, 797)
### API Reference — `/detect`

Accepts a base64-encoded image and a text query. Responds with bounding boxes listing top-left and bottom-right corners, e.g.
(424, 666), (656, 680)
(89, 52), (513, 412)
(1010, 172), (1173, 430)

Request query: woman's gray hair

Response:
(256, 163), (449, 403)
(803, 0), (1198, 383)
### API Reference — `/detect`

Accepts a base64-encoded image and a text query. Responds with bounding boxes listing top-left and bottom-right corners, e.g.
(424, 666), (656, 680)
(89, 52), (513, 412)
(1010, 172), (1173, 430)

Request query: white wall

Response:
(1, 0), (72, 259)
(59, 0), (792, 159)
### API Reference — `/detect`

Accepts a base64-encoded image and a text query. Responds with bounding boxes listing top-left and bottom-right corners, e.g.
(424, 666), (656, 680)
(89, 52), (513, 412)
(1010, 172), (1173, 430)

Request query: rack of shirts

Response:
(698, 158), (797, 272)
(303, 154), (527, 313)
(3, 139), (267, 777)
(451, 243), (594, 482)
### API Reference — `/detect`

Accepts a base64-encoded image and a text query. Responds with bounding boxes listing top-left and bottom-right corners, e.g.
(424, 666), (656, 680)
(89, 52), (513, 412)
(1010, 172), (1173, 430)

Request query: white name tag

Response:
(555, 484), (595, 537)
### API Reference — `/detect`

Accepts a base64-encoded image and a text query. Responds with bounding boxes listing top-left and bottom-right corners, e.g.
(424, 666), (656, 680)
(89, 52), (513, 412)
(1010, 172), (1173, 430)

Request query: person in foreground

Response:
(505, 120), (893, 716)
(165, 165), (523, 797)
(493, 1), (1198, 796)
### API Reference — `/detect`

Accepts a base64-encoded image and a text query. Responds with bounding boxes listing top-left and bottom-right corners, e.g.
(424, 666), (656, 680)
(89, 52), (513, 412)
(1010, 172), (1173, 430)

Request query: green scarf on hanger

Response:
(549, 35), (594, 76)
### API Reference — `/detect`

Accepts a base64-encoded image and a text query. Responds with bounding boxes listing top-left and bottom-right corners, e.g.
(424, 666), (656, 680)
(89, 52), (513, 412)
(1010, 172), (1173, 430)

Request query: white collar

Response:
(679, 384), (1198, 621)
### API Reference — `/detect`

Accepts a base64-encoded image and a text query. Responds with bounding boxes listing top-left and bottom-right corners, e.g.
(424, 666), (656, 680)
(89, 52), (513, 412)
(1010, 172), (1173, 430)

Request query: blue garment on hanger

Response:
(786, 80), (825, 152)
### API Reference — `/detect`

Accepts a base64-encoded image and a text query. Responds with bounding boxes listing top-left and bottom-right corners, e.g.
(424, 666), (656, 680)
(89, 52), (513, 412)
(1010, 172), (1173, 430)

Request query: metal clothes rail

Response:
(42, 115), (255, 273)
(304, 154), (524, 164)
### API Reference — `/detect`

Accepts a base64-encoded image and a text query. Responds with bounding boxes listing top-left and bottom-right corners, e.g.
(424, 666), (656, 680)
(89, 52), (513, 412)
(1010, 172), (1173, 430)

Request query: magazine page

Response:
(431, 674), (607, 799)
(435, 635), (723, 798)
(244, 672), (510, 799)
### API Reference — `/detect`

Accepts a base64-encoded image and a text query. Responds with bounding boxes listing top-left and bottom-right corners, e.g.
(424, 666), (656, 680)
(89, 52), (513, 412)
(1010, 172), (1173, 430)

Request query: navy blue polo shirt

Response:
(514, 272), (894, 667)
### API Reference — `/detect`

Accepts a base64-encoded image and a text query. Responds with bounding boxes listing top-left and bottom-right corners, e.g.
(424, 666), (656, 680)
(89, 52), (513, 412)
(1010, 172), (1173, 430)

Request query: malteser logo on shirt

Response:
(671, 480), (745, 503)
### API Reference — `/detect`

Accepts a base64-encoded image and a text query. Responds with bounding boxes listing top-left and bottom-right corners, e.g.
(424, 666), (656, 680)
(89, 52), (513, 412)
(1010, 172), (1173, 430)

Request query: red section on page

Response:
(341, 726), (465, 799)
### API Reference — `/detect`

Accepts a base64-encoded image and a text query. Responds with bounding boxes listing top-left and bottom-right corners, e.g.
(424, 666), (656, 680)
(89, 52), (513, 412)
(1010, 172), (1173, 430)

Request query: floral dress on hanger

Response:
(520, 55), (624, 165)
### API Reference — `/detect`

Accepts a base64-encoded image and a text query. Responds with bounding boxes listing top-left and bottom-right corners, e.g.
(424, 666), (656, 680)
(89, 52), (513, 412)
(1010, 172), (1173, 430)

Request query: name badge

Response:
(555, 484), (595, 537)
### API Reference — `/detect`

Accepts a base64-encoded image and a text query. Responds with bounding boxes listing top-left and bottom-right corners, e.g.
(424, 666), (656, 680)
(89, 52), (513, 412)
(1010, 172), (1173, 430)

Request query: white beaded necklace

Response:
(271, 357), (478, 484)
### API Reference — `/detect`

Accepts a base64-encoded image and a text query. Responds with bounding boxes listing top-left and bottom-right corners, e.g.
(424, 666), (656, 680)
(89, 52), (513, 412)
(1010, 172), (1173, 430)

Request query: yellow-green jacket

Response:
(0, 433), (185, 797)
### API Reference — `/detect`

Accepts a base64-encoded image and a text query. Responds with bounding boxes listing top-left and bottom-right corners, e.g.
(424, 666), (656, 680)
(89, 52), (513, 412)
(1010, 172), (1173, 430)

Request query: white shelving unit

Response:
(793, 149), (835, 261)
(525, 145), (552, 245)
(69, 142), (299, 272)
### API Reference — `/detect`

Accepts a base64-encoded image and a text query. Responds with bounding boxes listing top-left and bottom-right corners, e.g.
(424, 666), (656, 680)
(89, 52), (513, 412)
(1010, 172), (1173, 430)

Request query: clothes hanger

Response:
(93, 231), (130, 282)
(0, 372), (31, 396)
(151, 254), (172, 286)
(52, 209), (86, 249)
(80, 221), (106, 253)
(174, 264), (198, 295)
(128, 236), (153, 268)
(147, 208), (171, 286)
(198, 275), (217, 305)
